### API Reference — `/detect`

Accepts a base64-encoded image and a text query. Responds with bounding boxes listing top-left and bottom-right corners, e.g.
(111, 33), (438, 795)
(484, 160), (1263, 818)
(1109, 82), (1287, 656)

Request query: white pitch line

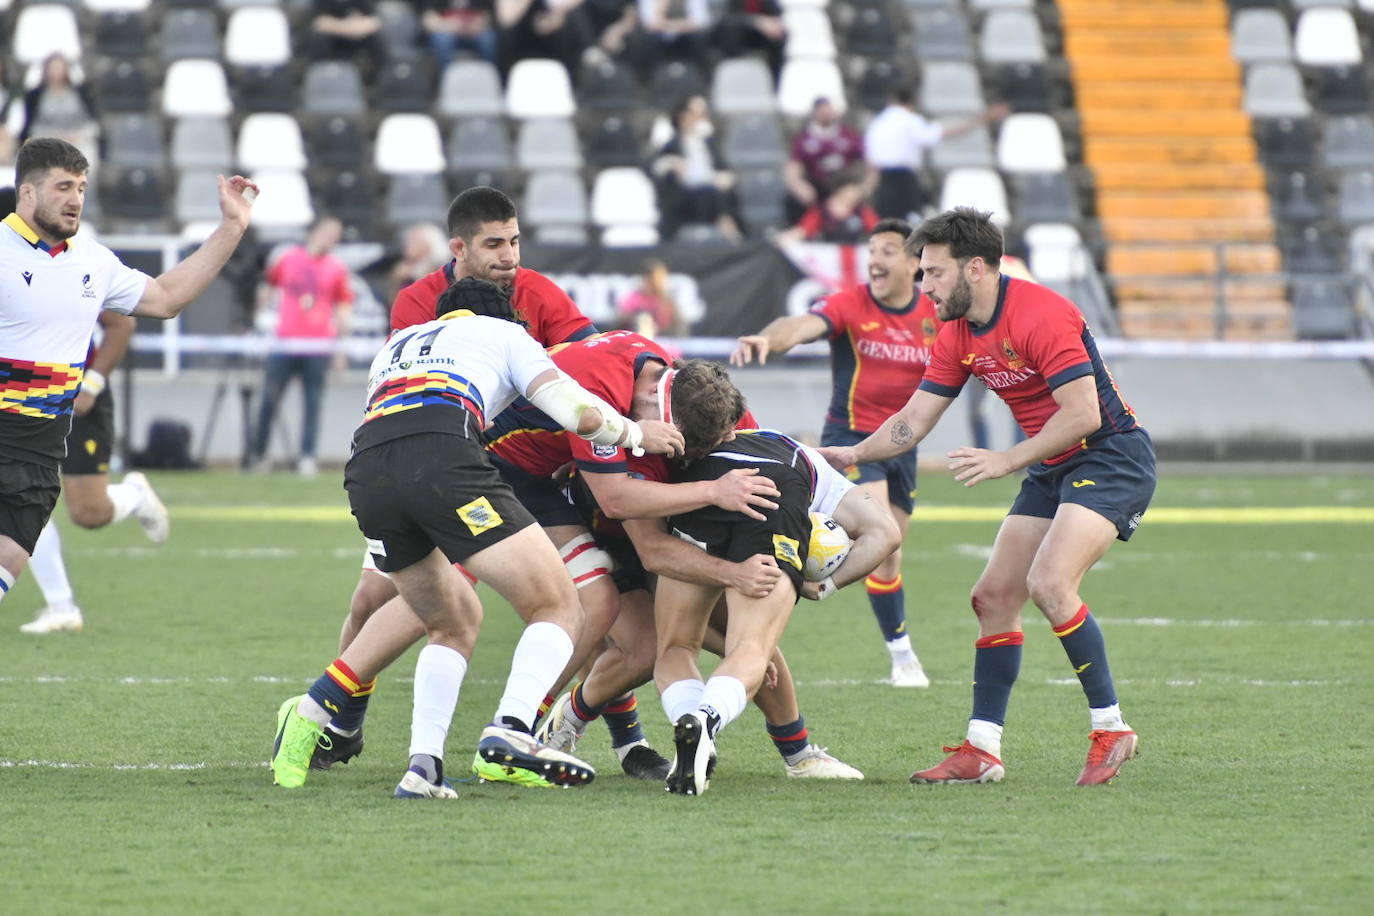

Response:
(0, 759), (220, 771)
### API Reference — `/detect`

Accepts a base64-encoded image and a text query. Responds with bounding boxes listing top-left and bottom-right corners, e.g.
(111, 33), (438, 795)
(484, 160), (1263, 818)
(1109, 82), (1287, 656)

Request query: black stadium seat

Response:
(577, 59), (641, 111)
(1254, 117), (1316, 169)
(995, 63), (1056, 114)
(95, 61), (152, 114)
(307, 116), (368, 171)
(1273, 171), (1327, 223)
(94, 11), (147, 58)
(102, 167), (166, 224)
(1312, 65), (1369, 115)
(377, 59), (434, 113)
(233, 65), (295, 113)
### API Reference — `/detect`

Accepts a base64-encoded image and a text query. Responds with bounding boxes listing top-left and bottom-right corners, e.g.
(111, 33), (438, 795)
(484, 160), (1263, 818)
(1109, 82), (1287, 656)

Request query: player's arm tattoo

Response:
(890, 419), (914, 447)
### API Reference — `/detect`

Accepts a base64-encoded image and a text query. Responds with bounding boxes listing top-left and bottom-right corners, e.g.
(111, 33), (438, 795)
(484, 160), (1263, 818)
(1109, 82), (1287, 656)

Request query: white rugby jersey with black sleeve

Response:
(0, 213), (150, 467)
(351, 311), (557, 453)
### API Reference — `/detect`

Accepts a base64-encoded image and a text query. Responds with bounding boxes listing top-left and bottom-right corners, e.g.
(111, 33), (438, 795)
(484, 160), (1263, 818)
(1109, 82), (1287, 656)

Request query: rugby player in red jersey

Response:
(732, 219), (940, 688)
(820, 208), (1155, 787)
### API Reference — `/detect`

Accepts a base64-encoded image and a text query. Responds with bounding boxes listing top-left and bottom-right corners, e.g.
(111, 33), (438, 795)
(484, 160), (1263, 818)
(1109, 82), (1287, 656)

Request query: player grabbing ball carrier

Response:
(269, 277), (683, 797)
(820, 208), (1155, 787)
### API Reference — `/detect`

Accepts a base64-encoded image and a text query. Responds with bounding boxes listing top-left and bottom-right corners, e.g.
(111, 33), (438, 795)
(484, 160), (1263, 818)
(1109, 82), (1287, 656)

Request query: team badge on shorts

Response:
(457, 496), (504, 536)
(772, 533), (802, 571)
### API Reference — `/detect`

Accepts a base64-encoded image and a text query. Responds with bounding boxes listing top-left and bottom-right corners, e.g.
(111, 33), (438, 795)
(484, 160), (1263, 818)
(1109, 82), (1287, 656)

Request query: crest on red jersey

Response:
(1002, 338), (1025, 370)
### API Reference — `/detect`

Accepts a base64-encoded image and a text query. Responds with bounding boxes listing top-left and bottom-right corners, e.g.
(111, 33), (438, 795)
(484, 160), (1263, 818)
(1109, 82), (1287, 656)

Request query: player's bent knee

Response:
(68, 503), (112, 529)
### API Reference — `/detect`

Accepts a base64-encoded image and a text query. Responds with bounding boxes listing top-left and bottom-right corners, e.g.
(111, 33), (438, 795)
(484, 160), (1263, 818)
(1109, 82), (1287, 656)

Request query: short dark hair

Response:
(446, 186), (518, 240)
(870, 218), (913, 241)
(907, 207), (1003, 268)
(890, 86), (915, 106)
(670, 359), (746, 461)
(16, 137), (89, 187)
(435, 276), (525, 326)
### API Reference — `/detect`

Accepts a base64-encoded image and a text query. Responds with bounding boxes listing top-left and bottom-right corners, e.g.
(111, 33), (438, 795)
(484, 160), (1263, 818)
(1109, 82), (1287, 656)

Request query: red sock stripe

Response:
(975, 631), (1025, 649)
(352, 678), (377, 698)
(866, 574), (903, 594)
(770, 726), (809, 744)
(538, 693), (555, 718)
(604, 695), (637, 715)
(326, 659), (362, 693)
(1053, 604), (1090, 638)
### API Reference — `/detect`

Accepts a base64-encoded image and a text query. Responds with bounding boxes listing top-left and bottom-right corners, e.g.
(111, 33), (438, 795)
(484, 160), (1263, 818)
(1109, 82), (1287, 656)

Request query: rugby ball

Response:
(804, 512), (852, 581)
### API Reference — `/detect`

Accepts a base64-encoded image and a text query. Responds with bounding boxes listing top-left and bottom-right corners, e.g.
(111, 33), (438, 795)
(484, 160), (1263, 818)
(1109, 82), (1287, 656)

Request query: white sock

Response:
(27, 519), (76, 610)
(660, 678), (706, 723)
(887, 634), (918, 665)
(1090, 703), (1129, 732)
(107, 481), (142, 524)
(494, 621), (573, 729)
(698, 675), (748, 737)
(0, 565), (15, 603)
(297, 695), (335, 728)
(410, 643), (469, 759)
(966, 718), (1004, 757)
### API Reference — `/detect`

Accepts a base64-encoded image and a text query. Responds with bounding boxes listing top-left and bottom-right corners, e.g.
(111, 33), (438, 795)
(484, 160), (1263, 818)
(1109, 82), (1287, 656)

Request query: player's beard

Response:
(33, 197), (81, 241)
(937, 273), (974, 321)
(462, 252), (517, 291)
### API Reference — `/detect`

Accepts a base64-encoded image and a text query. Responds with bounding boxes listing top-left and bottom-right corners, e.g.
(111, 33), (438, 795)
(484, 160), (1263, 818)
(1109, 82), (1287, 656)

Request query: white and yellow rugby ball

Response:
(804, 512), (852, 582)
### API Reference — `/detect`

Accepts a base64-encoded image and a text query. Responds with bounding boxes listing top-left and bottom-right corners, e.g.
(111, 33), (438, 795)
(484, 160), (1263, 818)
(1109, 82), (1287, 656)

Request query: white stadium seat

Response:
(996, 113), (1067, 174)
(12, 4), (83, 65)
(980, 9), (1047, 64)
(1231, 9), (1293, 64)
(783, 8), (837, 59)
(778, 59), (846, 118)
(1294, 8), (1362, 66)
(711, 58), (776, 116)
(83, 0), (152, 11)
(506, 59), (576, 119)
(1024, 223), (1088, 282)
(225, 6), (293, 68)
(939, 168), (1010, 226)
(246, 170), (315, 233)
(374, 114), (446, 175)
(162, 59), (233, 118)
(591, 167), (658, 245)
(237, 113), (307, 172)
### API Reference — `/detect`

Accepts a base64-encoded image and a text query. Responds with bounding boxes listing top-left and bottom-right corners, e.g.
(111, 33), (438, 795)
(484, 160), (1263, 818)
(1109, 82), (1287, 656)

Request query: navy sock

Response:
(602, 693), (646, 749)
(1054, 604), (1118, 709)
(309, 659), (360, 722)
(766, 716), (809, 759)
(865, 574), (907, 641)
(330, 677), (374, 732)
(971, 632), (1024, 726)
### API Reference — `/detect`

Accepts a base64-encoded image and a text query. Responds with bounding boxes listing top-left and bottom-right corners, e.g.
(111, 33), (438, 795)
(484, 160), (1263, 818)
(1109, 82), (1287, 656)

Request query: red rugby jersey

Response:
(811, 284), (941, 433)
(919, 276), (1138, 465)
(391, 263), (594, 346)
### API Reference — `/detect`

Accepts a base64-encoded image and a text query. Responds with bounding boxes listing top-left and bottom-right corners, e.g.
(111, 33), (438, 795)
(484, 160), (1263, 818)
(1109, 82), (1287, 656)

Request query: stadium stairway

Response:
(1059, 0), (1289, 340)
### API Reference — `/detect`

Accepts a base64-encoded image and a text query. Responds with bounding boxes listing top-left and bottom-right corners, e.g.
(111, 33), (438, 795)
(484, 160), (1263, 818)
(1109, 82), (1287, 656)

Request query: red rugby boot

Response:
(1076, 729), (1139, 786)
(909, 741), (1005, 784)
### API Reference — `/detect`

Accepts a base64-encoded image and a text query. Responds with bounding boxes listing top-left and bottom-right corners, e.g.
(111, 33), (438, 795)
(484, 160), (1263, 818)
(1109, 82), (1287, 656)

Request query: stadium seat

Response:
(1243, 63), (1311, 118)
(523, 170), (589, 230)
(374, 113), (445, 175)
(1273, 170), (1327, 223)
(1294, 8), (1361, 66)
(1336, 170), (1374, 226)
(1023, 222), (1088, 283)
(979, 9), (1047, 64)
(447, 117), (512, 172)
(1254, 117), (1316, 168)
(845, 7), (898, 57)
(378, 0), (421, 59)
(236, 113), (307, 172)
(1321, 115), (1374, 169)
(1230, 8), (1292, 64)
(103, 114), (164, 169)
(224, 6), (291, 67)
(778, 59), (846, 118)
(723, 114), (787, 168)
(161, 9), (221, 62)
(1311, 65), (1369, 114)
(711, 58), (776, 116)
(93, 11), (147, 58)
(853, 59), (911, 112)
(516, 118), (583, 172)
(377, 59), (435, 113)
(968, 0), (1032, 9)
(171, 116), (233, 170)
(997, 113), (1067, 173)
(302, 61), (367, 116)
(584, 115), (646, 169)
(994, 62), (1055, 113)
(1283, 224), (1343, 273)
(95, 60), (151, 113)
(1012, 172), (1080, 225)
(233, 65), (295, 114)
(911, 7), (973, 61)
(437, 60), (505, 118)
(577, 58), (640, 112)
(307, 116), (367, 171)
(174, 169), (224, 225)
(738, 167), (787, 233)
(84, 0), (153, 10)
(386, 174), (449, 227)
(101, 166), (166, 225)
(162, 59), (233, 118)
(930, 124), (993, 172)
(920, 62), (984, 116)
(506, 59), (576, 119)
(12, 4), (83, 66)
(783, 8), (837, 58)
(1291, 277), (1356, 339)
(649, 61), (707, 105)
(316, 169), (379, 231)
(939, 168), (1010, 225)
(591, 167), (658, 244)
(1290, 0), (1351, 8)
(247, 170), (315, 238)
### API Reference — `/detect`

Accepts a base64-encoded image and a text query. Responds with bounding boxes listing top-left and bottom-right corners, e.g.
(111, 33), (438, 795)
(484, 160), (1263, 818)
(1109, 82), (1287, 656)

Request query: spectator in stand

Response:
(249, 216), (354, 477)
(387, 221), (450, 304)
(715, 0), (787, 83)
(0, 59), (25, 167)
(784, 96), (866, 224)
(19, 55), (100, 172)
(865, 87), (1007, 221)
(308, 0), (386, 77)
(422, 0), (500, 69)
(775, 170), (878, 246)
(497, 0), (596, 76)
(650, 94), (742, 242)
(636, 0), (711, 73)
(617, 259), (685, 338)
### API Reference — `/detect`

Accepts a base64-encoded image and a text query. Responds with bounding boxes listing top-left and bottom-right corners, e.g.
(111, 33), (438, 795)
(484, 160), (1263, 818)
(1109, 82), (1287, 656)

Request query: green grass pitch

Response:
(1, 469), (1370, 914)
